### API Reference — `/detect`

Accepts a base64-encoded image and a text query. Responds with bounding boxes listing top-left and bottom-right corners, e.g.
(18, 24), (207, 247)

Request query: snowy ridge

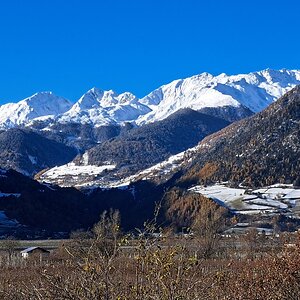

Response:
(0, 92), (72, 128)
(0, 69), (299, 128)
(137, 69), (300, 124)
(108, 145), (201, 188)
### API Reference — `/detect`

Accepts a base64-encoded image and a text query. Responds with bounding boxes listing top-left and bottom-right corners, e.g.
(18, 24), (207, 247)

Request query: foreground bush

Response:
(1, 212), (300, 299)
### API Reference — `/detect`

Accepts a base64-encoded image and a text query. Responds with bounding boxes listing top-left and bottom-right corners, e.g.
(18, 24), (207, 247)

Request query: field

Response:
(0, 212), (300, 300)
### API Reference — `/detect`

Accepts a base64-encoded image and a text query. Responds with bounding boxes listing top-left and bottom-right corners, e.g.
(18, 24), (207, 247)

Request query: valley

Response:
(2, 0), (300, 297)
(0, 69), (298, 239)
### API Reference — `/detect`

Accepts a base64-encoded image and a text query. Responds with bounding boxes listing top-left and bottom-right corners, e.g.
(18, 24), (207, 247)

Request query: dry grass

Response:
(0, 233), (298, 299)
(0, 210), (299, 299)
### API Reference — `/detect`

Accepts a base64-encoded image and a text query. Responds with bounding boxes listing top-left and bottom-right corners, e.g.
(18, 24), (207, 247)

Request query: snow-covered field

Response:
(189, 184), (300, 215)
(40, 163), (116, 187)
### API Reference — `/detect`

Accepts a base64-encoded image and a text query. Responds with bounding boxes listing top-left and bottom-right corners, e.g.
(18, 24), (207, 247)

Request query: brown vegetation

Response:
(0, 209), (300, 299)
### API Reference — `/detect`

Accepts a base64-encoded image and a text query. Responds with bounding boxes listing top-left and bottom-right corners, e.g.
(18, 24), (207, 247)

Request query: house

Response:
(20, 246), (50, 259)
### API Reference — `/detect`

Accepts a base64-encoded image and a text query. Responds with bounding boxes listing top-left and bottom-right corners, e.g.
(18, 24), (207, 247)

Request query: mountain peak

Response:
(0, 92), (72, 128)
(86, 87), (104, 96)
(191, 72), (214, 80)
(23, 91), (71, 105)
(74, 88), (104, 110)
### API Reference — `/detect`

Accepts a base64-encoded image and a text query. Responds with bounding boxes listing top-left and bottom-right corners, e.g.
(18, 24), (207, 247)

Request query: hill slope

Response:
(77, 109), (230, 176)
(0, 168), (161, 236)
(0, 129), (77, 175)
(179, 86), (300, 187)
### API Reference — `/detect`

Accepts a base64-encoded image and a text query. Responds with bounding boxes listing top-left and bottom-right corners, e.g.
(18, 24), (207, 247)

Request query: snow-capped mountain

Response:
(137, 69), (300, 124)
(0, 92), (72, 129)
(57, 87), (151, 126)
(0, 69), (299, 129)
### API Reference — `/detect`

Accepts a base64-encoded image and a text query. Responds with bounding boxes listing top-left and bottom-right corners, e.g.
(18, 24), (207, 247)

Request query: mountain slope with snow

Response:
(137, 69), (300, 124)
(0, 92), (72, 128)
(176, 85), (300, 187)
(41, 109), (229, 187)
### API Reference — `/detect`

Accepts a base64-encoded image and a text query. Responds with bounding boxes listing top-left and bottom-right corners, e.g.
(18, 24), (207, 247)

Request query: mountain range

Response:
(0, 69), (299, 129)
(59, 84), (299, 189)
(0, 68), (298, 177)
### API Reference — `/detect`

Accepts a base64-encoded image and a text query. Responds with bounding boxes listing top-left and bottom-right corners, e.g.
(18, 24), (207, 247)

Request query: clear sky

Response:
(0, 0), (300, 104)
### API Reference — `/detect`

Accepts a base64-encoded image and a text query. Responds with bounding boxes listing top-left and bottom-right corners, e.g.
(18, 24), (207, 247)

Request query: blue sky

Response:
(0, 0), (300, 103)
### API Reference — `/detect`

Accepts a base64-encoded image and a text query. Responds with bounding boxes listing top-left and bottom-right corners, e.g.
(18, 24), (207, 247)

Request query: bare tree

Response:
(191, 198), (227, 258)
(2, 236), (20, 260)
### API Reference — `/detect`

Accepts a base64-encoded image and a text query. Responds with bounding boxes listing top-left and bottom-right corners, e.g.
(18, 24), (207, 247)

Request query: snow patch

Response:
(82, 152), (89, 166)
(42, 163), (115, 178)
(28, 155), (37, 165)
(40, 163), (116, 187)
(189, 184), (300, 215)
